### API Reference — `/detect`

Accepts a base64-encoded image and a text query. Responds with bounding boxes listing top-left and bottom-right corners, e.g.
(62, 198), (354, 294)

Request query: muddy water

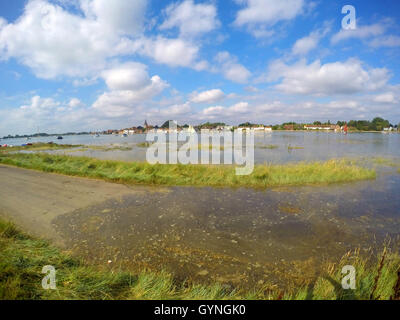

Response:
(52, 169), (400, 289)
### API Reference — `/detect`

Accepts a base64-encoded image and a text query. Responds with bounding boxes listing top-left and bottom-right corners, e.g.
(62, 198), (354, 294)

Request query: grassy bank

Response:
(1, 220), (399, 300)
(0, 152), (376, 189)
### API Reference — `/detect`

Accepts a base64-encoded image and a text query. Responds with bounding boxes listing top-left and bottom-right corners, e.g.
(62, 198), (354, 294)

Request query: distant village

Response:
(2, 118), (398, 140)
(100, 117), (399, 136)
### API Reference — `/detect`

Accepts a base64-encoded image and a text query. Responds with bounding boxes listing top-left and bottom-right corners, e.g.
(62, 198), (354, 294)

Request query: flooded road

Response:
(46, 168), (400, 289)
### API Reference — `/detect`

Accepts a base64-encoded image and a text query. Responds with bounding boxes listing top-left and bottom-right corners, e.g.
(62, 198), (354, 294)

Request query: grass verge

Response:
(1, 220), (399, 300)
(0, 152), (376, 189)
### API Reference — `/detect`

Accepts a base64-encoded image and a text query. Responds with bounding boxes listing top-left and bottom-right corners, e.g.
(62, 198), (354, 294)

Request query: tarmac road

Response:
(0, 164), (153, 246)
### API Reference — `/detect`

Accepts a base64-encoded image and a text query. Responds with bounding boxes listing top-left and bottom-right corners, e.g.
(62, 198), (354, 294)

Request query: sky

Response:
(0, 0), (399, 136)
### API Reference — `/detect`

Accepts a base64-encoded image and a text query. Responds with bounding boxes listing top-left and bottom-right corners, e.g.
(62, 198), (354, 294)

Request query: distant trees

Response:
(337, 121), (346, 127)
(371, 117), (390, 131)
(197, 122), (226, 129)
(345, 118), (391, 131)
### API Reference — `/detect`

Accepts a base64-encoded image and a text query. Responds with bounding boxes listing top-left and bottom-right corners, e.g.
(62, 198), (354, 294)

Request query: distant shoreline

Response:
(2, 129), (399, 140)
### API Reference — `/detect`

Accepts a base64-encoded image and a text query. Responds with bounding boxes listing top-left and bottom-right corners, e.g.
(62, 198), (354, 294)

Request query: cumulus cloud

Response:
(0, 0), (147, 79)
(191, 89), (225, 104)
(234, 0), (305, 38)
(92, 63), (169, 118)
(0, 94), (95, 136)
(214, 52), (251, 84)
(134, 36), (206, 70)
(201, 102), (249, 118)
(373, 92), (397, 104)
(68, 98), (84, 108)
(160, 0), (220, 37)
(101, 63), (151, 91)
(266, 58), (390, 96)
(21, 96), (60, 112)
(80, 0), (147, 35)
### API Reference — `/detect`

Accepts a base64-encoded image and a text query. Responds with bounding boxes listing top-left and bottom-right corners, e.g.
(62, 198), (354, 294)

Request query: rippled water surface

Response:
(3, 131), (400, 164)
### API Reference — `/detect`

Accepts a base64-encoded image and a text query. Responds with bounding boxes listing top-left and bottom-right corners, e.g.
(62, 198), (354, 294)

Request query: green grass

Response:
(0, 153), (376, 189)
(0, 143), (81, 153)
(1, 220), (399, 300)
(136, 142), (153, 148)
(288, 146), (305, 150)
(257, 145), (279, 150)
(372, 157), (400, 168)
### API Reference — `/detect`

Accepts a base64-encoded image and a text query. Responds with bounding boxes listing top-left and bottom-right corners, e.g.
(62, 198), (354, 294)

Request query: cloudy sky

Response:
(0, 0), (399, 136)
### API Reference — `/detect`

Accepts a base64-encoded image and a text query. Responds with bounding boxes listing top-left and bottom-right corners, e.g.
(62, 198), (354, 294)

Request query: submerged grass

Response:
(1, 220), (399, 300)
(288, 146), (305, 150)
(77, 145), (132, 152)
(257, 145), (279, 150)
(372, 157), (400, 168)
(0, 152), (376, 189)
(0, 143), (81, 153)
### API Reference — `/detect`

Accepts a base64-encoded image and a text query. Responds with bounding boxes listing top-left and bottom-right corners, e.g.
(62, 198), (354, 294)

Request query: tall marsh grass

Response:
(0, 153), (376, 189)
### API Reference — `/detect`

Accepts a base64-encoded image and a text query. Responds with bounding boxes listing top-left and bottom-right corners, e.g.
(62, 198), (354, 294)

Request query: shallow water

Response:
(52, 168), (400, 288)
(4, 131), (400, 164)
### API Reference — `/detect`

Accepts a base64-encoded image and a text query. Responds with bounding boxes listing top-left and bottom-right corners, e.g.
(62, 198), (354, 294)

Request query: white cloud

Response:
(369, 35), (400, 48)
(201, 102), (249, 118)
(292, 35), (319, 56)
(292, 23), (331, 56)
(267, 58), (390, 96)
(331, 23), (385, 44)
(234, 0), (305, 38)
(191, 89), (225, 104)
(135, 36), (204, 69)
(68, 98), (84, 108)
(156, 102), (192, 117)
(373, 92), (396, 104)
(331, 20), (400, 49)
(215, 51), (251, 84)
(101, 63), (151, 91)
(21, 96), (60, 112)
(80, 0), (147, 35)
(160, 0), (220, 37)
(92, 63), (169, 118)
(0, 0), (146, 79)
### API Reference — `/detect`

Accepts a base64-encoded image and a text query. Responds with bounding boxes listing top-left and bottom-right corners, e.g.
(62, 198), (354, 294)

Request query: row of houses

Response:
(239, 126), (273, 132)
(304, 124), (342, 132)
(111, 124), (275, 135)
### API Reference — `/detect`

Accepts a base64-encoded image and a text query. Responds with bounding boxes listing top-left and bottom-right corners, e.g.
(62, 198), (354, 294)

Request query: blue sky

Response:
(0, 0), (399, 136)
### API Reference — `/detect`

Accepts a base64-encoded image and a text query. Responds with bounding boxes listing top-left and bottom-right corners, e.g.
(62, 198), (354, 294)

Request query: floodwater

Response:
(51, 169), (400, 288)
(3, 131), (400, 164)
(3, 132), (400, 288)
